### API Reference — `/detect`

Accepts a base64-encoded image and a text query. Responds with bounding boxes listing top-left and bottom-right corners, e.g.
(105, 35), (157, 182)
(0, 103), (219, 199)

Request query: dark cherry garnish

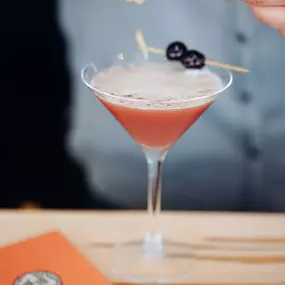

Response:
(180, 50), (205, 69)
(166, 42), (187, 61)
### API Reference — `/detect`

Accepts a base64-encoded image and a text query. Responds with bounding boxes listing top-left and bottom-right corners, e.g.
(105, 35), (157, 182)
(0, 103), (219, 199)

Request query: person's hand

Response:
(125, 0), (145, 4)
(244, 0), (285, 36)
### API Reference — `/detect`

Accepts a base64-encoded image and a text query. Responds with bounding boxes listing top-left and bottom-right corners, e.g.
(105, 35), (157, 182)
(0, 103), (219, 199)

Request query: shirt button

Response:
(236, 32), (248, 44)
(245, 145), (261, 161)
(239, 91), (252, 103)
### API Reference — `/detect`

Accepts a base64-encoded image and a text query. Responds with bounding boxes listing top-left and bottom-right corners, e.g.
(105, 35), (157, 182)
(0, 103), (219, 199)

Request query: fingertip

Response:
(280, 30), (285, 37)
(249, 6), (285, 30)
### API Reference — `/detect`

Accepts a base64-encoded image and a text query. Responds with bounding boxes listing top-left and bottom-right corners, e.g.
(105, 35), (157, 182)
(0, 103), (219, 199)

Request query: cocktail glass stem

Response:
(142, 146), (169, 257)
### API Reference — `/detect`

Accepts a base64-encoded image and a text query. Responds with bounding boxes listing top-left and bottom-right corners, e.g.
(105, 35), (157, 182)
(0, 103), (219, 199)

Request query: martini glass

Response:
(81, 52), (232, 283)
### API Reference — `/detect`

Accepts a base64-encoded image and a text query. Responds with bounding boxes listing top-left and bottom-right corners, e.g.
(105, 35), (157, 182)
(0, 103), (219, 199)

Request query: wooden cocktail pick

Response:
(136, 29), (249, 73)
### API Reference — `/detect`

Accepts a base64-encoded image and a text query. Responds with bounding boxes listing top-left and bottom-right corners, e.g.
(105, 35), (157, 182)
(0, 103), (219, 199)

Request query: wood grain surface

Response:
(0, 210), (285, 284)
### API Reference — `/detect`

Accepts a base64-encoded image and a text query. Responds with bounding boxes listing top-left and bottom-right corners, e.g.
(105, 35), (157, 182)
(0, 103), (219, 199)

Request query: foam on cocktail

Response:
(92, 61), (223, 109)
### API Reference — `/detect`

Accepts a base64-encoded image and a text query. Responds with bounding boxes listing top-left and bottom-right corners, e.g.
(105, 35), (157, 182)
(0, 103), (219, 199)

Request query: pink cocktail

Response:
(81, 52), (232, 283)
(101, 99), (211, 147)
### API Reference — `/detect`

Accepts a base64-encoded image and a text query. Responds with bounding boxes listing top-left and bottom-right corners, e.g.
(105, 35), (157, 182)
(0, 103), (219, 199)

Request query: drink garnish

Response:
(181, 50), (206, 69)
(136, 29), (249, 73)
(166, 42), (205, 69)
(166, 42), (188, 61)
(136, 29), (148, 58)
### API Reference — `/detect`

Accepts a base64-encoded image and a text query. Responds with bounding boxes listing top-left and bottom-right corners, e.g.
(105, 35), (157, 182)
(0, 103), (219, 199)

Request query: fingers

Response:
(125, 0), (145, 3)
(244, 0), (285, 36)
(245, 0), (285, 6)
(250, 5), (285, 32)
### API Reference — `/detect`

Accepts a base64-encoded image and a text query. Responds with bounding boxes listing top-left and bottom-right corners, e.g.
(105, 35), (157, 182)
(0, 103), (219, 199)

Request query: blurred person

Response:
(0, 0), (119, 209)
(61, 0), (285, 212)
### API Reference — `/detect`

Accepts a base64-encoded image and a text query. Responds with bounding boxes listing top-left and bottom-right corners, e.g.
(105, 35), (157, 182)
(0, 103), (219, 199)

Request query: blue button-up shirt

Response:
(60, 0), (285, 211)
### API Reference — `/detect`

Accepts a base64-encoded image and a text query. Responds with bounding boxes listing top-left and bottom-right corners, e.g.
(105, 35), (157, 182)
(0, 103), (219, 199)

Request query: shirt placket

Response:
(234, 2), (265, 210)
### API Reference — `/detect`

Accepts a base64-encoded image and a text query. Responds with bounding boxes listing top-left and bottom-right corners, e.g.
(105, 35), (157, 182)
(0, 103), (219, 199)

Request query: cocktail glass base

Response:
(111, 234), (194, 284)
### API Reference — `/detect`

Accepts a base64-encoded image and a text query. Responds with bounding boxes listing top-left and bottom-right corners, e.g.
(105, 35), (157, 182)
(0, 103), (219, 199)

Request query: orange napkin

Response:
(0, 231), (112, 285)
